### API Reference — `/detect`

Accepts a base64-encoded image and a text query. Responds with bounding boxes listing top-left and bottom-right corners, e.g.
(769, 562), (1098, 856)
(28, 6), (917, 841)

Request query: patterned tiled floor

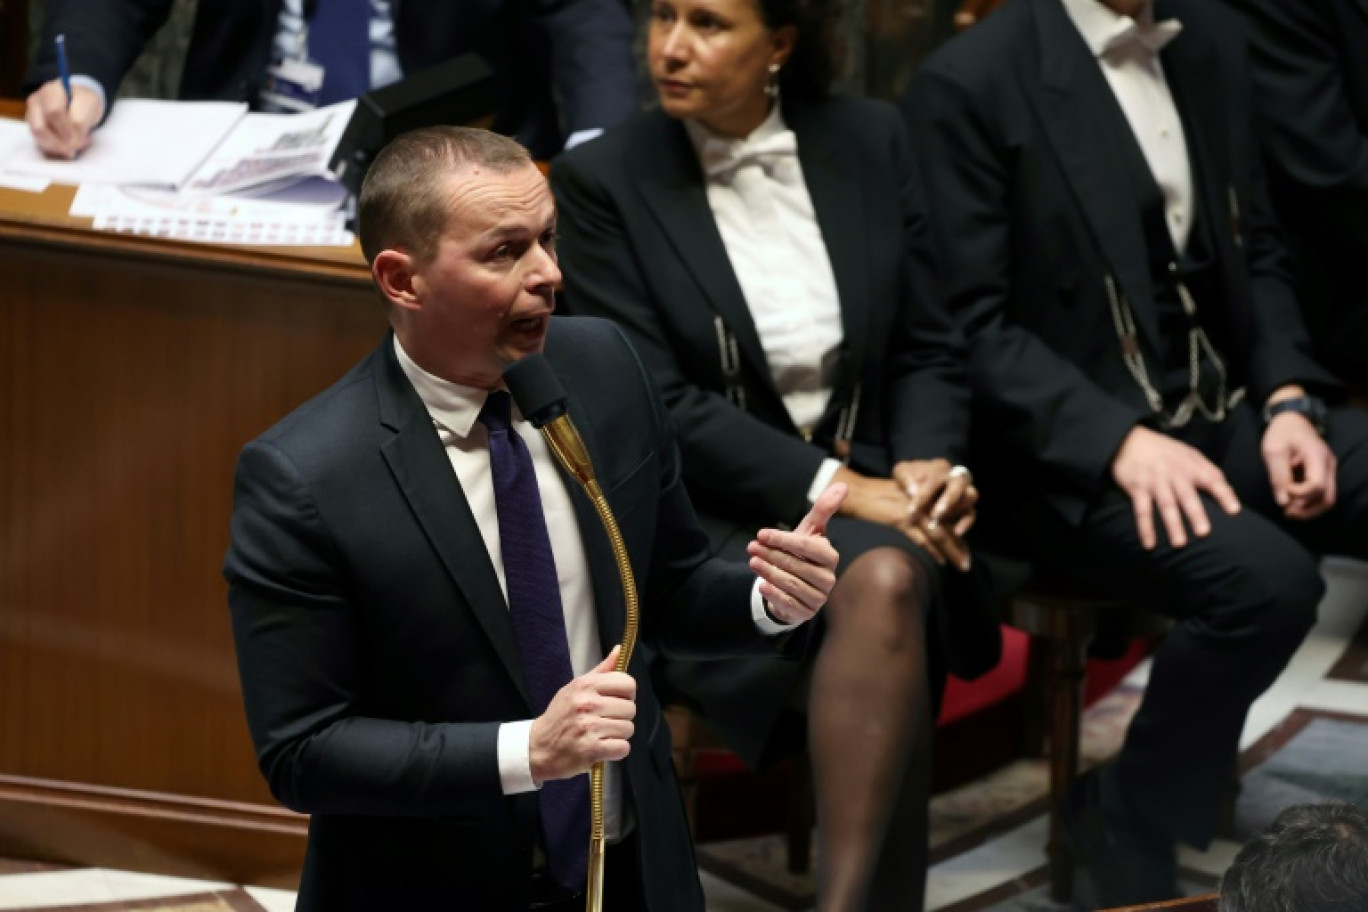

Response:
(2, 558), (1364, 912)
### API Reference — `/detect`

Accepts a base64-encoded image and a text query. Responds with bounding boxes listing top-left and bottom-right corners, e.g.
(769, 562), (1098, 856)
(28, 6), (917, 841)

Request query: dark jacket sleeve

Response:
(535, 0), (640, 136)
(1218, 21), (1340, 401)
(26, 0), (176, 106)
(1225, 0), (1368, 252)
(224, 440), (509, 822)
(551, 147), (829, 526)
(904, 68), (1142, 491)
(886, 110), (972, 466)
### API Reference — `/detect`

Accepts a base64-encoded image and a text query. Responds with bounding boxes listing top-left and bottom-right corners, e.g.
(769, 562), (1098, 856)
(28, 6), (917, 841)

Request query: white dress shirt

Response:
(1062, 0), (1193, 253)
(393, 338), (792, 841)
(393, 337), (625, 840)
(686, 104), (845, 502)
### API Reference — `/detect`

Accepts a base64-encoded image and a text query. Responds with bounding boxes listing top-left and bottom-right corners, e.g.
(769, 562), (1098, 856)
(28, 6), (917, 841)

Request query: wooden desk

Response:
(0, 104), (385, 886)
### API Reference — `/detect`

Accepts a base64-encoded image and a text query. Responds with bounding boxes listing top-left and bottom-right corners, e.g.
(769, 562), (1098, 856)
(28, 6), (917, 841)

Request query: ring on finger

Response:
(948, 465), (973, 484)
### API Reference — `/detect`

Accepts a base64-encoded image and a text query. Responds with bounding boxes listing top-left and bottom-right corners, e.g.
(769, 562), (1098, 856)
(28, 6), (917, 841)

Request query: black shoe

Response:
(1060, 768), (1179, 908)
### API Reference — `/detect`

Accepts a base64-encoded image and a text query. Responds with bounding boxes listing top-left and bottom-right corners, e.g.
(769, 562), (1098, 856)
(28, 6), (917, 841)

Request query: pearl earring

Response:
(765, 63), (781, 99)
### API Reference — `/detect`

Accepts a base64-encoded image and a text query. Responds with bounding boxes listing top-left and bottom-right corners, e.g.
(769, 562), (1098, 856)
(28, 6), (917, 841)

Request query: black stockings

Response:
(807, 547), (934, 912)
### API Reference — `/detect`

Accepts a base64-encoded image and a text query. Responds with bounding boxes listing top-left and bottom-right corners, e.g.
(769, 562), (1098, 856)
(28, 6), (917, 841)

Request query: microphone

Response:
(503, 355), (595, 488)
(503, 352), (638, 912)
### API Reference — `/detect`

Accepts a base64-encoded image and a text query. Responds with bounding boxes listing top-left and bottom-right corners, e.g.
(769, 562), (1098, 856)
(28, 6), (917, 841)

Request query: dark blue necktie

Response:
(478, 391), (590, 891)
(310, 0), (371, 105)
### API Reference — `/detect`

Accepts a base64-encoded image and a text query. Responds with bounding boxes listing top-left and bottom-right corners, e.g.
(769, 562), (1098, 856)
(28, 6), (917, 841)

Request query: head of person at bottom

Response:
(359, 126), (560, 389)
(648, 0), (845, 136)
(1220, 802), (1368, 912)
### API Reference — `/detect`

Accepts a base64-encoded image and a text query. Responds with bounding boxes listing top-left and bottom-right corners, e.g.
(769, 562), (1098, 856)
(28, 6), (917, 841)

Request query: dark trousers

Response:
(529, 833), (647, 912)
(1011, 402), (1368, 847)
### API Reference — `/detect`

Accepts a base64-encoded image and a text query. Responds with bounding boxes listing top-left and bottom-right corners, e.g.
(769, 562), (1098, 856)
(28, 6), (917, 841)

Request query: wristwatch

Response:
(1262, 395), (1328, 436)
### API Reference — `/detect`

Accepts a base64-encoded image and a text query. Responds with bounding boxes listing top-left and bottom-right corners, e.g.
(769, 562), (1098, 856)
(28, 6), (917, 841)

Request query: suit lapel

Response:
(1159, 3), (1235, 259)
(634, 116), (776, 391)
(548, 363), (629, 655)
(1027, 0), (1160, 349)
(373, 340), (534, 709)
(786, 99), (871, 423)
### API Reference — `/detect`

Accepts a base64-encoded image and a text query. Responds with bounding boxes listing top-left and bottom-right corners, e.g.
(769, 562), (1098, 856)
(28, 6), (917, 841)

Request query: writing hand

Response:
(26, 81), (103, 160)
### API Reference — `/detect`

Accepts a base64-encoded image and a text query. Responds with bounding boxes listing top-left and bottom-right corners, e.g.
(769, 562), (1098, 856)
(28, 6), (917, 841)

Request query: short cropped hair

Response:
(358, 126), (532, 266)
(1220, 803), (1368, 912)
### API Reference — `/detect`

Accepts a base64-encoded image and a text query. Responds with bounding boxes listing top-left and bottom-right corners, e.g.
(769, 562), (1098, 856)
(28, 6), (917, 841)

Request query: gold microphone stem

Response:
(536, 416), (640, 912)
(585, 764), (607, 912)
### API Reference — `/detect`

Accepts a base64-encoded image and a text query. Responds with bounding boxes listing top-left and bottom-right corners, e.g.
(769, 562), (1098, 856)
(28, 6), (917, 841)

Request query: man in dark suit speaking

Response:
(223, 125), (844, 911)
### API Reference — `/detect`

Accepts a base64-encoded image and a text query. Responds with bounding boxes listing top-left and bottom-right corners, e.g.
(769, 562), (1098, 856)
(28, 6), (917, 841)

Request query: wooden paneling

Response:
(0, 775), (308, 887)
(0, 131), (384, 881)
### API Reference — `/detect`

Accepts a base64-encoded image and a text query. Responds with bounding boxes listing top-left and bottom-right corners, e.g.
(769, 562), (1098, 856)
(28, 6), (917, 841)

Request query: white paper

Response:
(1, 99), (247, 188)
(71, 179), (347, 221)
(91, 212), (353, 246)
(0, 117), (35, 163)
(71, 179), (352, 246)
(0, 173), (50, 193)
(180, 101), (355, 197)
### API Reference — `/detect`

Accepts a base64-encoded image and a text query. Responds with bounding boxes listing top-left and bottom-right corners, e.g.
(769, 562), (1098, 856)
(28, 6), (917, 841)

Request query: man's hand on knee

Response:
(1111, 425), (1242, 550)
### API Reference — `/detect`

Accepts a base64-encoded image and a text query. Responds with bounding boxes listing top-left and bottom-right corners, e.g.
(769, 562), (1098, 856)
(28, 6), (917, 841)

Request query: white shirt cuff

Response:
(69, 76), (108, 123)
(497, 720), (539, 794)
(807, 458), (844, 505)
(564, 128), (605, 151)
(751, 579), (798, 635)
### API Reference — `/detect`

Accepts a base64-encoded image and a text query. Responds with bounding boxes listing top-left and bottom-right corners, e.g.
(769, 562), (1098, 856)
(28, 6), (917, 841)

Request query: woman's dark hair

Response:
(756, 0), (847, 99)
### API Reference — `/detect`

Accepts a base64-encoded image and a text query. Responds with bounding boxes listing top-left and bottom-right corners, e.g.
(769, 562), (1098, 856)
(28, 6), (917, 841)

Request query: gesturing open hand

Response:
(747, 483), (846, 624)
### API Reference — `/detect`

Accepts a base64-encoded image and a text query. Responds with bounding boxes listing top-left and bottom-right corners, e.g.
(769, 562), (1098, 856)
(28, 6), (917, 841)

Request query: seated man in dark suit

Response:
(223, 125), (844, 912)
(25, 0), (639, 160)
(903, 0), (1368, 904)
(1217, 0), (1368, 389)
(1220, 803), (1368, 911)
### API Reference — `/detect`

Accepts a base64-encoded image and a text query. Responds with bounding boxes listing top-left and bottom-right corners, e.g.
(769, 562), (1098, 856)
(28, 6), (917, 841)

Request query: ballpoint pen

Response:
(56, 34), (72, 108)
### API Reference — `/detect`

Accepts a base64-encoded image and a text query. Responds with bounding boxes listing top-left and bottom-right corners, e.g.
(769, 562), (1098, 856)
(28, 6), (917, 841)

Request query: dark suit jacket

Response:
(1219, 0), (1368, 380)
(550, 96), (1000, 683)
(904, 0), (1338, 524)
(224, 318), (780, 911)
(27, 0), (638, 157)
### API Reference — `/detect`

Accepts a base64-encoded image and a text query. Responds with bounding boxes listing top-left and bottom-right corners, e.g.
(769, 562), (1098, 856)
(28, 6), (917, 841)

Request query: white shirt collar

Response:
(683, 100), (789, 160)
(392, 335), (505, 438)
(1060, 0), (1179, 58)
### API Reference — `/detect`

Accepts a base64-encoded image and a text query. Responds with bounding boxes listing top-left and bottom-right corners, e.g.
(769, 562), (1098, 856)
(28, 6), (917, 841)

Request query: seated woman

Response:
(550, 0), (1000, 908)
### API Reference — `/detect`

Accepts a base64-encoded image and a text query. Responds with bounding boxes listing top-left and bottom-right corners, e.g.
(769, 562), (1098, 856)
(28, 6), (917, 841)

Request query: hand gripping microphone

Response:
(503, 354), (639, 912)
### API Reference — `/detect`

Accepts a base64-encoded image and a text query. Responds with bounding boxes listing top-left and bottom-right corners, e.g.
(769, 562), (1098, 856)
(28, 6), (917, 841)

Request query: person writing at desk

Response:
(550, 1), (1000, 908)
(224, 125), (845, 911)
(25, 0), (639, 161)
